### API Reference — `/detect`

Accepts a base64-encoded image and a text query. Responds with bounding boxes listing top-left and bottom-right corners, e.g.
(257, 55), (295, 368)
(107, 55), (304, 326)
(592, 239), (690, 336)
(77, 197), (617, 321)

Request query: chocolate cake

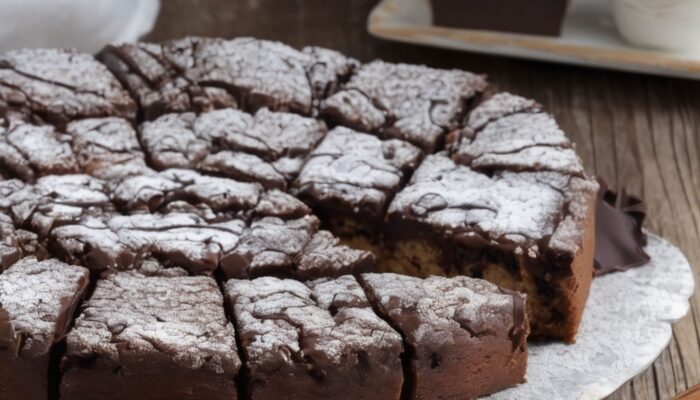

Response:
(0, 48), (136, 126)
(224, 275), (404, 400)
(0, 35), (622, 398)
(60, 272), (240, 400)
(360, 273), (528, 399)
(100, 37), (358, 120)
(293, 126), (423, 250)
(140, 108), (326, 189)
(382, 93), (598, 342)
(320, 60), (487, 152)
(0, 257), (89, 400)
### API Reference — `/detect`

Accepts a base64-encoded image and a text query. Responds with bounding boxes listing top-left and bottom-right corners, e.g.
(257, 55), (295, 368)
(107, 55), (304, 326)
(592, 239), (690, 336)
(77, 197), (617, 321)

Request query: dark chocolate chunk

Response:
(594, 179), (650, 276)
(360, 273), (528, 399)
(0, 48), (136, 126)
(0, 257), (89, 400)
(61, 273), (240, 400)
(320, 60), (487, 152)
(225, 275), (403, 400)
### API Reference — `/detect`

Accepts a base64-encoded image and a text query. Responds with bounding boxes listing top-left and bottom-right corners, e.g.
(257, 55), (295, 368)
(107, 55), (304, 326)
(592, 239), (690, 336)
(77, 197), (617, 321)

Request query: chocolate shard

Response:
(594, 179), (650, 276)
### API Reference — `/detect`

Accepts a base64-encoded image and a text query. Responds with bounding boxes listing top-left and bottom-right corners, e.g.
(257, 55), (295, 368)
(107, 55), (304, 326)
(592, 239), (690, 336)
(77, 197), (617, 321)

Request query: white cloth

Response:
(0, 0), (160, 53)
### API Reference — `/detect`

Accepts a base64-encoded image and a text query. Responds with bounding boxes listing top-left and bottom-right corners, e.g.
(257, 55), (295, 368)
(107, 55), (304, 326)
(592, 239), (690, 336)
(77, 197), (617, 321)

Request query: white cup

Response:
(612, 0), (700, 54)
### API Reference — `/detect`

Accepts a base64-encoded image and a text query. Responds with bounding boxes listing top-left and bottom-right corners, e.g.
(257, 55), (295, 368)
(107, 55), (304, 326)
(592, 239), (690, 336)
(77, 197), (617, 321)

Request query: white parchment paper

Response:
(486, 233), (695, 400)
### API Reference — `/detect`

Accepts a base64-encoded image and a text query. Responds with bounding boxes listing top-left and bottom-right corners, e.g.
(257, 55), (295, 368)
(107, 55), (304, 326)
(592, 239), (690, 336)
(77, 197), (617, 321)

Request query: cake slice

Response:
(0, 257), (89, 400)
(98, 42), (238, 121)
(292, 126), (422, 250)
(320, 60), (487, 152)
(60, 273), (240, 400)
(66, 117), (151, 180)
(384, 152), (596, 342)
(224, 275), (403, 400)
(0, 48), (135, 126)
(360, 273), (528, 399)
(50, 212), (245, 275)
(139, 108), (327, 189)
(222, 215), (374, 280)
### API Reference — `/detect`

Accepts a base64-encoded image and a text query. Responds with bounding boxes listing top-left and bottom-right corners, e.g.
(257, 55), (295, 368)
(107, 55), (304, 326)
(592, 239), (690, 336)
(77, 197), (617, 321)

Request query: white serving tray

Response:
(484, 233), (694, 400)
(368, 0), (700, 80)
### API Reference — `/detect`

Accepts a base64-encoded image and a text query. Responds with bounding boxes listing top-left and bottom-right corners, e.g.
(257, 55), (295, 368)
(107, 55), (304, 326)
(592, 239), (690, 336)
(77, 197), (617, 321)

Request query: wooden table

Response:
(146, 1), (700, 398)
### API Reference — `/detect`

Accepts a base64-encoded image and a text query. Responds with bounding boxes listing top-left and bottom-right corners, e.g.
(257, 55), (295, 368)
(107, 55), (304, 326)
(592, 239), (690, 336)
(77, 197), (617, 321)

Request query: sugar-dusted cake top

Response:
(294, 126), (423, 219)
(321, 60), (487, 152)
(225, 275), (402, 371)
(452, 92), (585, 175)
(0, 48), (135, 124)
(0, 257), (89, 358)
(65, 273), (240, 374)
(140, 107), (327, 189)
(361, 272), (527, 352)
(388, 153), (598, 256)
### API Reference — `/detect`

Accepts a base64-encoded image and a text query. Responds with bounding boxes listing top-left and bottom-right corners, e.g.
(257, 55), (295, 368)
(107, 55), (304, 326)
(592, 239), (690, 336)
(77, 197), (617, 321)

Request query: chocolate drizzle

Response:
(594, 179), (650, 276)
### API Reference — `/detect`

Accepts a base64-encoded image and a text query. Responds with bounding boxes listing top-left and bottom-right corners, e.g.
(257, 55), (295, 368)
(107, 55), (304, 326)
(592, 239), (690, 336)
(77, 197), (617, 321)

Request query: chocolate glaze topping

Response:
(594, 179), (650, 276)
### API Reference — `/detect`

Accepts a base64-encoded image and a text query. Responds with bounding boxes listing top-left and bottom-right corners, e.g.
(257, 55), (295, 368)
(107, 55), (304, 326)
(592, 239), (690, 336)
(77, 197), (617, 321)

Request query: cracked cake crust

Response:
(225, 275), (403, 400)
(60, 273), (240, 400)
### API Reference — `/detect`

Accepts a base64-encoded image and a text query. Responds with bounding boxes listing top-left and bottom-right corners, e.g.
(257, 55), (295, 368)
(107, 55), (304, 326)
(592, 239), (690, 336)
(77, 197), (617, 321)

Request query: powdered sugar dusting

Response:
(225, 275), (402, 370)
(0, 257), (88, 358)
(66, 273), (240, 374)
(361, 273), (521, 348)
(294, 126), (423, 217)
(322, 60), (487, 151)
(0, 48), (135, 123)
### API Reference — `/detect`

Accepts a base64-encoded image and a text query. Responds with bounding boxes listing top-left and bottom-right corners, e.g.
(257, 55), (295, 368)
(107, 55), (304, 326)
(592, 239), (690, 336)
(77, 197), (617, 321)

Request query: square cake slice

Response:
(0, 257), (89, 400)
(225, 275), (403, 400)
(222, 215), (374, 280)
(66, 117), (151, 180)
(60, 273), (240, 400)
(360, 273), (528, 400)
(293, 126), (422, 249)
(450, 92), (585, 175)
(384, 153), (597, 342)
(0, 48), (136, 125)
(50, 212), (245, 275)
(98, 42), (238, 121)
(320, 60), (487, 152)
(159, 37), (358, 116)
(139, 108), (327, 190)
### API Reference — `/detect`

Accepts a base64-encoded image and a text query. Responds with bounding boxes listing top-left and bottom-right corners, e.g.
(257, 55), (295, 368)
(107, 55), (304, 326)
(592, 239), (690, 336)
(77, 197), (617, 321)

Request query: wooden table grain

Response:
(146, 1), (700, 399)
